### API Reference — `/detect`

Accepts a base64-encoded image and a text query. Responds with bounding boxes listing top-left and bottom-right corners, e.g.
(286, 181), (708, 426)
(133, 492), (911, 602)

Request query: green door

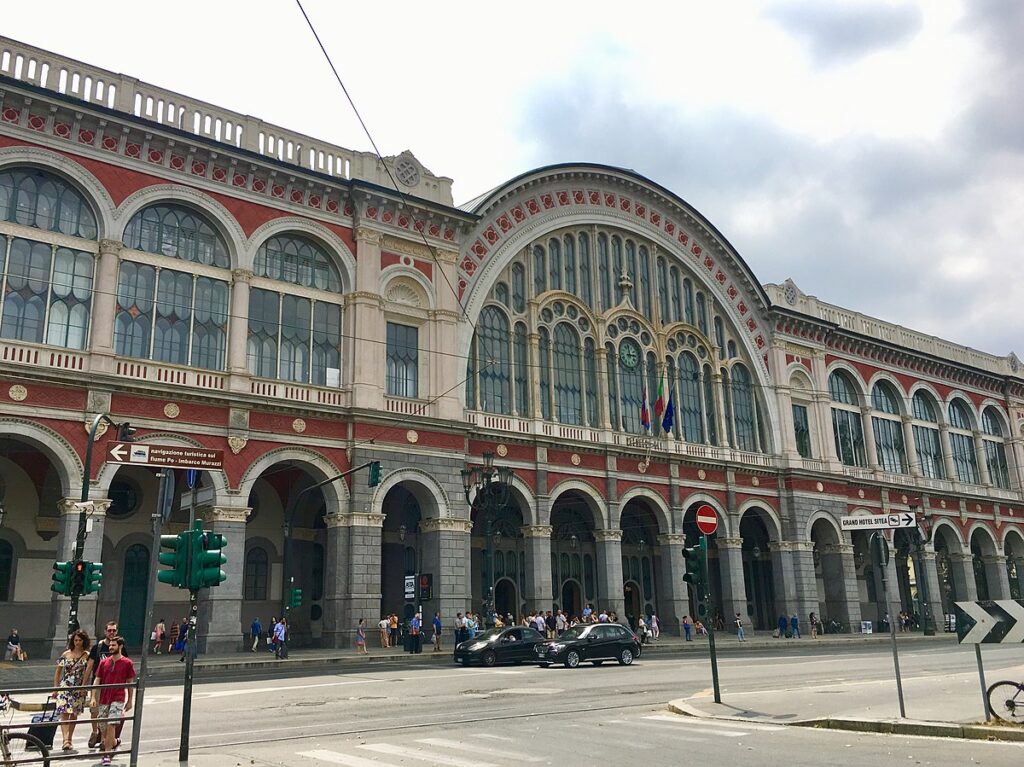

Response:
(119, 544), (149, 648)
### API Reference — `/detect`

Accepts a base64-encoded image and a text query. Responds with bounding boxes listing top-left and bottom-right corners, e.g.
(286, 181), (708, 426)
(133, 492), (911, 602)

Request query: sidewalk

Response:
(1, 630), (957, 688)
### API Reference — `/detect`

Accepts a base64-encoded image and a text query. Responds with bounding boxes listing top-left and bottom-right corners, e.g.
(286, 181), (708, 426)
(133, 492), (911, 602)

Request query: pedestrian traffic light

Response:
(117, 422), (137, 442)
(157, 532), (188, 588)
(51, 560), (74, 595)
(82, 560), (104, 595)
(418, 573), (432, 601)
(683, 539), (709, 618)
(192, 525), (227, 589)
(368, 461), (382, 487)
(288, 587), (303, 609)
(70, 559), (87, 597)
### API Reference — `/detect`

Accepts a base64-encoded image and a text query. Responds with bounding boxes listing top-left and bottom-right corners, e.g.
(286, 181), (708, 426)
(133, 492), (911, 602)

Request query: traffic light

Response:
(70, 560), (87, 597)
(418, 573), (432, 601)
(191, 525), (227, 589)
(288, 587), (303, 609)
(51, 560), (74, 595)
(83, 561), (104, 595)
(368, 461), (382, 487)
(117, 422), (137, 441)
(157, 532), (188, 588)
(683, 539), (709, 618)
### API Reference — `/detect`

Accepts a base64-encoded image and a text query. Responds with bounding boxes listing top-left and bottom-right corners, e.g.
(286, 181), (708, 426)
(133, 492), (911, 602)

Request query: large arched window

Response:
(731, 364), (757, 451)
(553, 323), (583, 424)
(0, 168), (97, 238)
(254, 235), (341, 291)
(948, 399), (980, 484)
(981, 407), (1010, 489)
(513, 321), (530, 416)
(871, 381), (906, 473)
(124, 203), (229, 266)
(0, 170), (97, 350)
(678, 352), (703, 443)
(247, 234), (343, 386)
(477, 306), (511, 414)
(117, 204), (229, 369)
(829, 370), (866, 466)
(243, 547), (269, 601)
(911, 391), (945, 479)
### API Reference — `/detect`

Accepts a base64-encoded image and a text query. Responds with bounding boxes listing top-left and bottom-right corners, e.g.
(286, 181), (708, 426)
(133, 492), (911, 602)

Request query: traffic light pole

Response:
(702, 536), (722, 704)
(179, 589), (199, 763)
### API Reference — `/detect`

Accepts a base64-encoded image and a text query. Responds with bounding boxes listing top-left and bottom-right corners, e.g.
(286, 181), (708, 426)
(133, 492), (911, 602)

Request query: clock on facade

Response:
(619, 340), (640, 369)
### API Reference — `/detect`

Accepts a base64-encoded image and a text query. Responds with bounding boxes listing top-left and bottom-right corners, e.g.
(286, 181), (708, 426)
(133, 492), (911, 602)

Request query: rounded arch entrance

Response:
(549, 490), (600, 618)
(969, 526), (999, 601)
(932, 522), (964, 613)
(1005, 528), (1024, 599)
(619, 495), (665, 630)
(467, 483), (527, 623)
(738, 505), (779, 631)
(809, 514), (854, 629)
(681, 500), (725, 628)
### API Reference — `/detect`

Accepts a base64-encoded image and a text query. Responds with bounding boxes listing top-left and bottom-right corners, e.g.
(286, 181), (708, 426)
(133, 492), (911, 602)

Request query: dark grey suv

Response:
(535, 623), (641, 668)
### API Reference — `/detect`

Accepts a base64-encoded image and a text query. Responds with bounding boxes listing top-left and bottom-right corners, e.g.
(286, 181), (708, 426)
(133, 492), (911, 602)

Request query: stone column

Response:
(46, 498), (110, 658)
(226, 269), (253, 391)
(768, 541), (799, 619)
(973, 432), (992, 486)
(917, 549), (945, 633)
(901, 416), (920, 476)
(716, 537), (748, 628)
(983, 554), (1012, 600)
(522, 525), (553, 613)
(595, 346), (611, 429)
(938, 426), (957, 482)
(880, 544), (903, 630)
(595, 529), (625, 617)
(790, 541), (819, 625)
(348, 227), (385, 409)
(1010, 556), (1024, 598)
(420, 517), (473, 624)
(657, 533), (687, 634)
(714, 372), (730, 447)
(949, 552), (978, 602)
(822, 543), (861, 631)
(321, 514), (352, 649)
(197, 506), (250, 653)
(87, 239), (122, 365)
(861, 407), (879, 471)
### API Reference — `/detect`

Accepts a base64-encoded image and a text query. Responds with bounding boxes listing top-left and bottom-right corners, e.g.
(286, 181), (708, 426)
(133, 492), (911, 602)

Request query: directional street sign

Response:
(954, 600), (1024, 644)
(695, 504), (719, 535)
(107, 442), (224, 471)
(839, 512), (916, 531)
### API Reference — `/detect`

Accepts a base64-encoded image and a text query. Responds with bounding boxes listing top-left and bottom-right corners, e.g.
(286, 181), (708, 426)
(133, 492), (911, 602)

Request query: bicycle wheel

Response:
(3, 732), (51, 766)
(986, 680), (1024, 721)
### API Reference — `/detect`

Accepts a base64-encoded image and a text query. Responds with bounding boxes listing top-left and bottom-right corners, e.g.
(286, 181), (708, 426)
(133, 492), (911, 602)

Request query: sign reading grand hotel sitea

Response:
(107, 442), (224, 471)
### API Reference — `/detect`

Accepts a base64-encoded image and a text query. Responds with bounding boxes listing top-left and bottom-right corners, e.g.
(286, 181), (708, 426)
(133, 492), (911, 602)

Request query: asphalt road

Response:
(25, 642), (1024, 766)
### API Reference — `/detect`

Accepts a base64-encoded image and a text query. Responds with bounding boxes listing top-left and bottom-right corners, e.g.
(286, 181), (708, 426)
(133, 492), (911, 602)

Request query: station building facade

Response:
(0, 36), (1022, 655)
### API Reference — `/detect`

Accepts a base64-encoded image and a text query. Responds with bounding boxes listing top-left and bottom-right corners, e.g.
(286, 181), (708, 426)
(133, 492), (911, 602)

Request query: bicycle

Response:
(1, 694), (51, 766)
(987, 679), (1023, 722)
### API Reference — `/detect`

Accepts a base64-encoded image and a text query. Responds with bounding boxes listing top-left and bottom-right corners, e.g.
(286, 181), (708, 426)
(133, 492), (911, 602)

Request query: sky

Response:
(4, 0), (1022, 357)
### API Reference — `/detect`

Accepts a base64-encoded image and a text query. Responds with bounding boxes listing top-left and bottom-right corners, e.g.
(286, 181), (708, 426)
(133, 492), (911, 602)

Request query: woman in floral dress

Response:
(52, 629), (93, 753)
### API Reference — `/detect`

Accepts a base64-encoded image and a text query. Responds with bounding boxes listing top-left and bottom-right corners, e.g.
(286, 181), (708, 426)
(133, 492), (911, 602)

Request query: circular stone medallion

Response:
(292, 418), (307, 433)
(164, 402), (180, 419)
(406, 429), (419, 444)
(8, 384), (27, 401)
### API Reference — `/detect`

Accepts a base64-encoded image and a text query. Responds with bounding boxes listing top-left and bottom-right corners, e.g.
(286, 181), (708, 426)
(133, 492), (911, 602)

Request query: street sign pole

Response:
(975, 645), (991, 721)
(703, 534), (722, 704)
(872, 532), (906, 718)
(179, 588), (199, 763)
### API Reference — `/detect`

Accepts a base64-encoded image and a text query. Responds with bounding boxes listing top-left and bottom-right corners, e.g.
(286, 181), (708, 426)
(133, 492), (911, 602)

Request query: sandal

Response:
(62, 742), (74, 753)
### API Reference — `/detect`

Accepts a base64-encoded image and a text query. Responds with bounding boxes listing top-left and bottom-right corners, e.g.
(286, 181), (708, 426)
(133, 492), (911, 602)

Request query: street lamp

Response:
(909, 500), (935, 636)
(462, 452), (514, 621)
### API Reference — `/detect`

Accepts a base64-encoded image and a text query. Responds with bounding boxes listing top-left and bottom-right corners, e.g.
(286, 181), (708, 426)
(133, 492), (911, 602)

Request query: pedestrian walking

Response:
(90, 634), (135, 767)
(249, 617), (262, 652)
(86, 621), (119, 750)
(52, 629), (93, 753)
(790, 614), (800, 639)
(355, 619), (368, 654)
(682, 615), (693, 641)
(173, 616), (188, 659)
(776, 613), (787, 639)
(809, 612), (819, 639)
(151, 619), (165, 655)
(432, 612), (443, 652)
(410, 612), (423, 653)
(378, 616), (390, 648)
(389, 614), (399, 646)
(166, 620), (179, 655)
(267, 616), (278, 654)
(734, 612), (746, 641)
(650, 613), (660, 641)
(273, 616), (287, 659)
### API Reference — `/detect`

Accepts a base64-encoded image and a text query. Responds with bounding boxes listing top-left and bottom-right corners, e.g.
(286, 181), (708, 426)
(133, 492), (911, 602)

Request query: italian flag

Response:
(654, 374), (665, 421)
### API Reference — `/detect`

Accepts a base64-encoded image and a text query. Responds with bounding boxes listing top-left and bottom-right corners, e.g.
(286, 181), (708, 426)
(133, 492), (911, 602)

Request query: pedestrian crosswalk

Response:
(296, 713), (785, 765)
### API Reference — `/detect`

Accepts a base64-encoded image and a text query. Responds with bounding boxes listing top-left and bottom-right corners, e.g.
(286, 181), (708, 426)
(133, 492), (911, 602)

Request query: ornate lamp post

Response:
(909, 500), (935, 636)
(461, 452), (514, 620)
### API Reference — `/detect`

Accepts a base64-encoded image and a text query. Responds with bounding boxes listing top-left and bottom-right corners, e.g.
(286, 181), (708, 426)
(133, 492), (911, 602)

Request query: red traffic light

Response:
(74, 561), (85, 573)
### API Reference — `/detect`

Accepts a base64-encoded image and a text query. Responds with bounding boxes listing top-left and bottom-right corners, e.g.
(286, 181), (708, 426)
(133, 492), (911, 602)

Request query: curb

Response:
(665, 699), (1024, 743)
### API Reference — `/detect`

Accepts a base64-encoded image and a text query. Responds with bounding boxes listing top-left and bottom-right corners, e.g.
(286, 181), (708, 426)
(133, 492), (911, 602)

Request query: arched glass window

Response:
(713, 316), (725, 357)
(981, 407), (1010, 489)
(584, 337), (599, 427)
(0, 539), (12, 601)
(495, 550), (505, 579)
(948, 399), (979, 484)
(638, 246), (652, 321)
(511, 263), (526, 313)
(612, 236), (624, 304)
(871, 381), (907, 473)
(124, 203), (229, 267)
(683, 279), (694, 325)
(670, 266), (682, 323)
(678, 352), (703, 443)
(0, 168), (97, 238)
(731, 364), (757, 451)
(514, 322), (530, 416)
(695, 291), (708, 335)
(563, 235), (576, 295)
(911, 391), (944, 479)
(619, 338), (644, 434)
(479, 306), (512, 414)
(243, 547), (269, 601)
(829, 370), (865, 466)
(553, 323), (582, 424)
(625, 240), (638, 307)
(578, 233), (592, 307)
(703, 364), (718, 445)
(656, 256), (669, 323)
(538, 326), (552, 419)
(533, 244), (546, 297)
(493, 282), (510, 307)
(255, 235), (341, 291)
(597, 233), (611, 311)
(606, 342), (620, 430)
(548, 238), (562, 292)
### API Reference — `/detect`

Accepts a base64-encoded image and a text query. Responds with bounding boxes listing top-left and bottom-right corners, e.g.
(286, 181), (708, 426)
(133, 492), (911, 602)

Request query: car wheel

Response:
(617, 648), (634, 666)
(565, 650), (581, 668)
(481, 650), (497, 667)
(592, 660), (604, 666)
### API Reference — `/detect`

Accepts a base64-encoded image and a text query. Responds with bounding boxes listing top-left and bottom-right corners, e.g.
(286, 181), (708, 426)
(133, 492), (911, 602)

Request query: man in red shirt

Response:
(89, 635), (135, 766)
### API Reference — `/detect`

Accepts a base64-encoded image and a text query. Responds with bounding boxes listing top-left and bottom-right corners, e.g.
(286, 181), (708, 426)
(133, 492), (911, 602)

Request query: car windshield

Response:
(558, 626), (587, 641)
(473, 630), (502, 642)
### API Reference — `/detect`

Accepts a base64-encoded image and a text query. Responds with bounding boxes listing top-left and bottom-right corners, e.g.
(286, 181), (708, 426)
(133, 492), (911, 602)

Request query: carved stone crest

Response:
(8, 385), (27, 401)
(227, 436), (248, 455)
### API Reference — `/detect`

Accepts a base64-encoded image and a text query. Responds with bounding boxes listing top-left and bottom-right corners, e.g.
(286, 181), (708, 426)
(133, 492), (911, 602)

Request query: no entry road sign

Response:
(107, 442), (224, 471)
(696, 505), (718, 535)
(839, 512), (916, 531)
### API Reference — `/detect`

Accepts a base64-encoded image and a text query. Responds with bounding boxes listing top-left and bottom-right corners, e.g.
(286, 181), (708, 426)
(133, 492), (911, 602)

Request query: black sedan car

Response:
(453, 626), (547, 667)
(535, 623), (641, 668)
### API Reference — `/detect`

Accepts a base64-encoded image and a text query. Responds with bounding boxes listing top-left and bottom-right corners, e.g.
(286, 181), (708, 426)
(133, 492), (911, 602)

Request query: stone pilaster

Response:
(860, 406), (879, 471)
(948, 552), (978, 602)
(522, 525), (553, 613)
(788, 541), (819, 626)
(715, 537), (748, 628)
(656, 533), (687, 633)
(227, 269), (253, 391)
(982, 554), (1012, 600)
(821, 543), (861, 631)
(197, 506), (250, 653)
(974, 432), (992, 486)
(901, 416), (920, 476)
(768, 540), (800, 619)
(87, 240), (121, 366)
(321, 514), (352, 649)
(594, 529), (624, 616)
(917, 549), (944, 633)
(420, 517), (473, 622)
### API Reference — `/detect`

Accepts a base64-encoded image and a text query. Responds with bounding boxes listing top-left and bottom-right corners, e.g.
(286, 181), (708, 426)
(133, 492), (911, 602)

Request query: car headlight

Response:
(549, 643), (565, 652)
(467, 642), (488, 651)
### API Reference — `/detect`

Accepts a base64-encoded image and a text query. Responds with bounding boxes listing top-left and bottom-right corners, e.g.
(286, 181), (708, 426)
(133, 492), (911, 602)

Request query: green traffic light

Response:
(51, 560), (73, 595)
(158, 532), (188, 588)
(288, 587), (303, 608)
(83, 560), (104, 595)
(191, 523), (227, 589)
(368, 461), (382, 487)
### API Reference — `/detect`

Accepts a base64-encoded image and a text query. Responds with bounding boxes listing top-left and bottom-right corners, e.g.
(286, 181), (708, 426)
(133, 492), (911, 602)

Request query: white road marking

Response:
(490, 687), (563, 695)
(360, 742), (497, 767)
(298, 750), (387, 766)
(472, 733), (515, 742)
(417, 737), (546, 761)
(642, 714), (783, 732)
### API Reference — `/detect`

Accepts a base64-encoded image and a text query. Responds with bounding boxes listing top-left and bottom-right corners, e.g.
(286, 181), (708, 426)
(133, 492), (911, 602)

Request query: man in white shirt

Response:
(555, 610), (567, 635)
(377, 617), (389, 648)
(534, 613), (546, 634)
(598, 609), (609, 623)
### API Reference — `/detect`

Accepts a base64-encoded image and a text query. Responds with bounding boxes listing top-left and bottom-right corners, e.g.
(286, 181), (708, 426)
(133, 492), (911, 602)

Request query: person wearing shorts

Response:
(90, 635), (135, 766)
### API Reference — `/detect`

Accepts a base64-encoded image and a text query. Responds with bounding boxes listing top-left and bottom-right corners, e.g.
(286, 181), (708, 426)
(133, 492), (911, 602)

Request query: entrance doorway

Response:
(495, 578), (517, 618)
(119, 544), (149, 647)
(561, 580), (581, 616)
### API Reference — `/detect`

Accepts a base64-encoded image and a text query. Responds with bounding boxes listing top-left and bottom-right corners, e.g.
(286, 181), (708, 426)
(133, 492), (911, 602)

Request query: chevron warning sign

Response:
(953, 599), (1024, 644)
